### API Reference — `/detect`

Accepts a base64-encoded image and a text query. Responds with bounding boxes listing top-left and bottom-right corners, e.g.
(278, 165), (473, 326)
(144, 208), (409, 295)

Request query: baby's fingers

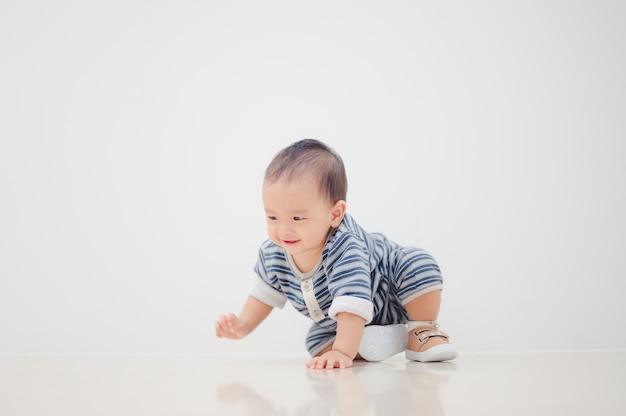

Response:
(223, 313), (239, 327)
(305, 357), (322, 369)
(215, 316), (228, 337)
(215, 313), (236, 338)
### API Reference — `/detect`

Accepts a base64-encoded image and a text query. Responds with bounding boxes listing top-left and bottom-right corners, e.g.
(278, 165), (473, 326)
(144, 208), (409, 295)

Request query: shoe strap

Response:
(413, 328), (450, 345)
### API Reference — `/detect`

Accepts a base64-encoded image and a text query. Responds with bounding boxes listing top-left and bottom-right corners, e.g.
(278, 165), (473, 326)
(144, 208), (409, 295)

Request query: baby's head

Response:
(264, 139), (347, 205)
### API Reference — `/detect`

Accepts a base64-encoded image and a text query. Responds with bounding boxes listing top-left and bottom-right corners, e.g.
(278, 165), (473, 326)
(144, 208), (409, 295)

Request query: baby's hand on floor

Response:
(215, 313), (251, 339)
(306, 350), (353, 370)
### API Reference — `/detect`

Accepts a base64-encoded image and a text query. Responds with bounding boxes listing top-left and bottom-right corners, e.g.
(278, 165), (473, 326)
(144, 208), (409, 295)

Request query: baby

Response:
(215, 139), (457, 369)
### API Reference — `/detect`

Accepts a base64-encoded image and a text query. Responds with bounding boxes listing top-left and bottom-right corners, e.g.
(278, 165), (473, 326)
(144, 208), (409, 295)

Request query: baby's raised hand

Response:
(215, 313), (251, 339)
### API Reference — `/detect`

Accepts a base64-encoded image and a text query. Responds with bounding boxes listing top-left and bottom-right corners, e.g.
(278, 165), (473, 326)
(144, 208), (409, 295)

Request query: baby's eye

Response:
(267, 216), (277, 221)
(293, 216), (304, 221)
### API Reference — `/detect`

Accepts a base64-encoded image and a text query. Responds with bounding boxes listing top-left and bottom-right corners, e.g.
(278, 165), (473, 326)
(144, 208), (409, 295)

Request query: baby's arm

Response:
(306, 312), (366, 369)
(216, 295), (273, 339)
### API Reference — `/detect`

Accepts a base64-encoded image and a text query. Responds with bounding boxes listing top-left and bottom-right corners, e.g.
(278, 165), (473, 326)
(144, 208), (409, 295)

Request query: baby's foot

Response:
(405, 323), (458, 362)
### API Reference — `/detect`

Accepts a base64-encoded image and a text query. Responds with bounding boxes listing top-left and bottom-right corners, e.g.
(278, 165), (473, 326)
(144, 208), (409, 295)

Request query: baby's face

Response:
(262, 175), (342, 268)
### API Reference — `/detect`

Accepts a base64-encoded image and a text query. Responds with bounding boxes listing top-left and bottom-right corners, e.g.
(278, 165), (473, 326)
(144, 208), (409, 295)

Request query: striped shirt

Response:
(250, 212), (443, 354)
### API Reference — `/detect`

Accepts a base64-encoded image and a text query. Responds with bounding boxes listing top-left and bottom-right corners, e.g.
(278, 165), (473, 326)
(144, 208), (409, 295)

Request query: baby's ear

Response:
(330, 200), (347, 227)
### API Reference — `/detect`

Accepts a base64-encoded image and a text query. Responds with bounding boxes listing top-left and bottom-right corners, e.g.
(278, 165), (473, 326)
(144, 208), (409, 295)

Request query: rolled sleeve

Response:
(250, 278), (287, 309)
(328, 295), (373, 323)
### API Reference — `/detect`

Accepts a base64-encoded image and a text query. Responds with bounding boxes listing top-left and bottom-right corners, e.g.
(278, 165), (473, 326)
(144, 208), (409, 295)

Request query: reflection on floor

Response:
(1, 351), (625, 415)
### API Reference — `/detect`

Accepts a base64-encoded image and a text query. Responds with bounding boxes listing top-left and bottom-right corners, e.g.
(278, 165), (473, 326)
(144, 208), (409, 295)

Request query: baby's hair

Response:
(265, 139), (348, 203)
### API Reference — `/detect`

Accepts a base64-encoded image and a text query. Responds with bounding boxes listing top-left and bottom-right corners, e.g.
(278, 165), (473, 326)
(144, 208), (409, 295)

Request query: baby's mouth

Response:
(283, 239), (300, 245)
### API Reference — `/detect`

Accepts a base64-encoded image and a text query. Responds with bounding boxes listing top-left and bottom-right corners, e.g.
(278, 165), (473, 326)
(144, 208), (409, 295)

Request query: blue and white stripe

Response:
(251, 212), (443, 356)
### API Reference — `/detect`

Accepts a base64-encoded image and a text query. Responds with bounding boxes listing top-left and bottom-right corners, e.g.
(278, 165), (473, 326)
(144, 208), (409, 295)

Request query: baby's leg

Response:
(404, 289), (441, 321)
(306, 323), (336, 357)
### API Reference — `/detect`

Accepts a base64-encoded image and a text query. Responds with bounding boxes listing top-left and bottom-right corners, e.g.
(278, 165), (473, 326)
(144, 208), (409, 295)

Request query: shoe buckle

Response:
(416, 329), (448, 344)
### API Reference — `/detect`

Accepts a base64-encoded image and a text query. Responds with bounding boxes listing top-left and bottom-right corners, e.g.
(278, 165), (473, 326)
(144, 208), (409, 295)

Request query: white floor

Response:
(1, 351), (625, 415)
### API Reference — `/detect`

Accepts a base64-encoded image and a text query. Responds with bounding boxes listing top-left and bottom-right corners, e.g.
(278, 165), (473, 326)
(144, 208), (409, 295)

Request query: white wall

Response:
(1, 0), (625, 354)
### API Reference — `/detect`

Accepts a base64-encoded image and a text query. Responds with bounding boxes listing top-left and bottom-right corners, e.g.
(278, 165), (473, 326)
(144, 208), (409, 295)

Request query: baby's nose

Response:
(278, 222), (294, 236)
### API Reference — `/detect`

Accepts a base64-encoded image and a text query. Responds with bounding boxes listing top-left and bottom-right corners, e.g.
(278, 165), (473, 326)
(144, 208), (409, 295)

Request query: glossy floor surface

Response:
(1, 351), (625, 415)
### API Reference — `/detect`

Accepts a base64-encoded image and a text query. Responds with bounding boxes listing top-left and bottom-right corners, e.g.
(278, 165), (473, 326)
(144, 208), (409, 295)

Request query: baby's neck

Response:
(290, 250), (323, 275)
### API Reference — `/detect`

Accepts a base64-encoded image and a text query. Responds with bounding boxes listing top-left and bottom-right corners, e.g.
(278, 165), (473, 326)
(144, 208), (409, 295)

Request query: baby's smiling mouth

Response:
(283, 240), (300, 245)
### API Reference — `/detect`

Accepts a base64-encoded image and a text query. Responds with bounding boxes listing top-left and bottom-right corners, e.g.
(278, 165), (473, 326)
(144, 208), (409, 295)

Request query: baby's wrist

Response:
(330, 348), (352, 358)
